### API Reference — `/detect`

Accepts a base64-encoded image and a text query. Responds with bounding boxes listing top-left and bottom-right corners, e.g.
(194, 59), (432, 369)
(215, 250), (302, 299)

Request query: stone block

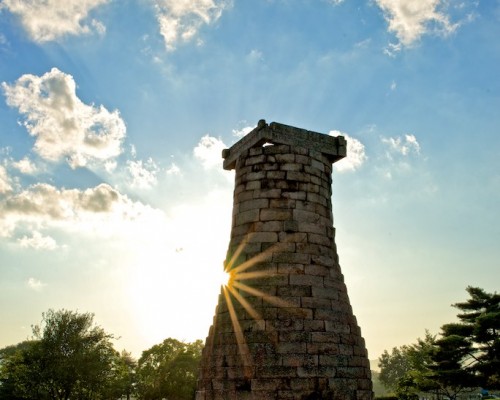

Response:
(246, 231), (278, 243)
(299, 223), (327, 236)
(279, 331), (311, 342)
(296, 366), (336, 378)
(245, 180), (261, 190)
(277, 263), (304, 274)
(275, 154), (295, 163)
(260, 209), (293, 221)
(295, 154), (311, 165)
(277, 285), (312, 297)
(301, 297), (331, 309)
(255, 220), (283, 232)
(270, 198), (296, 209)
(325, 321), (351, 334)
(238, 199), (269, 213)
(306, 342), (339, 355)
(256, 366), (298, 378)
(294, 210), (321, 225)
(311, 158), (326, 172)
(311, 332), (341, 343)
(266, 318), (304, 331)
(251, 378), (288, 391)
(299, 182), (320, 194)
(248, 147), (264, 157)
(266, 170), (286, 179)
(253, 188), (282, 199)
(263, 144), (291, 155)
(237, 189), (255, 202)
(278, 231), (307, 243)
(275, 180), (299, 190)
(312, 286), (339, 302)
(286, 171), (311, 182)
(235, 209), (260, 226)
(306, 192), (328, 206)
(289, 274), (324, 287)
(308, 233), (331, 246)
(281, 191), (307, 200)
(310, 255), (335, 268)
(280, 163), (303, 173)
(245, 154), (266, 166)
(282, 354), (318, 367)
(304, 165), (324, 178)
(305, 264), (330, 276)
(272, 252), (310, 264)
(274, 296), (301, 307)
(261, 179), (276, 189)
(283, 219), (299, 232)
(277, 306), (313, 320)
(275, 342), (307, 354)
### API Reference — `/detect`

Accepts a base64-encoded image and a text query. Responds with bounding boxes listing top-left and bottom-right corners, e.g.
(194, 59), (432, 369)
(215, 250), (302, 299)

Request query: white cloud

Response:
(382, 134), (421, 156)
(27, 277), (46, 291)
(0, 33), (8, 46)
(153, 0), (232, 51)
(194, 135), (227, 169)
(0, 165), (13, 194)
(390, 80), (397, 91)
(2, 0), (109, 42)
(18, 231), (58, 250)
(11, 157), (38, 175)
(166, 162), (181, 176)
(329, 131), (367, 172)
(247, 49), (263, 62)
(232, 125), (254, 138)
(375, 0), (458, 49)
(127, 158), (159, 189)
(0, 182), (163, 239)
(2, 68), (126, 168)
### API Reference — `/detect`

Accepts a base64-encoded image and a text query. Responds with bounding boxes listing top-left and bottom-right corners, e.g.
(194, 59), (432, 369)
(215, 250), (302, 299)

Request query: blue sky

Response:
(0, 0), (499, 360)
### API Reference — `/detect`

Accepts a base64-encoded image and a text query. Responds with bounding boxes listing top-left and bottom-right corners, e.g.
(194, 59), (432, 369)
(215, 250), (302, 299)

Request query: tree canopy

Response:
(0, 310), (124, 400)
(136, 338), (203, 400)
(0, 309), (204, 400)
(378, 286), (500, 398)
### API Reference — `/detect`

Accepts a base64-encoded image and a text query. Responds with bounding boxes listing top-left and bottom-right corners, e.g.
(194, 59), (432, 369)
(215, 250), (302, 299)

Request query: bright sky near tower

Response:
(0, 0), (498, 360)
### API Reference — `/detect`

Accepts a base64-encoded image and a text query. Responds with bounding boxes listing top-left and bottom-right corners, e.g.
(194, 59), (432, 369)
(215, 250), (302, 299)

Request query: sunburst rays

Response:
(204, 233), (299, 378)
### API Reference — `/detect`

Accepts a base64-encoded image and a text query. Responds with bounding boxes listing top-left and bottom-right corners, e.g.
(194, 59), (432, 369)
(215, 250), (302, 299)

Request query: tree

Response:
(0, 309), (120, 400)
(136, 338), (203, 400)
(450, 286), (500, 388)
(378, 287), (500, 398)
(378, 332), (436, 399)
(430, 324), (477, 399)
(0, 341), (41, 400)
(108, 350), (137, 400)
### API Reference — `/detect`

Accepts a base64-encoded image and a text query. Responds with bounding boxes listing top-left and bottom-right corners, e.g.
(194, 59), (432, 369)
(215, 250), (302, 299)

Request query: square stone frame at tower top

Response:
(197, 119), (373, 400)
(222, 119), (347, 170)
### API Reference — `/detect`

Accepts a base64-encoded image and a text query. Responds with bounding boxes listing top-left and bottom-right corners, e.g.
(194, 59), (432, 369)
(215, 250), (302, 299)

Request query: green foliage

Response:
(371, 370), (390, 398)
(136, 338), (203, 400)
(0, 341), (40, 400)
(378, 332), (436, 398)
(378, 286), (500, 399)
(0, 309), (127, 400)
(0, 309), (204, 400)
(108, 350), (137, 400)
(452, 286), (500, 388)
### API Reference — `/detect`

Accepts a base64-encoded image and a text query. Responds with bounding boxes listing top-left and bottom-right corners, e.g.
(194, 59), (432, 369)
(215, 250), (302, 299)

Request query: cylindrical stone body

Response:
(197, 143), (372, 400)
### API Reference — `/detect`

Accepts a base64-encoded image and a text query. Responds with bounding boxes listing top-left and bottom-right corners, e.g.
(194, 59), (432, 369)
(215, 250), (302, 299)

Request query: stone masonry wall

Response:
(197, 135), (372, 400)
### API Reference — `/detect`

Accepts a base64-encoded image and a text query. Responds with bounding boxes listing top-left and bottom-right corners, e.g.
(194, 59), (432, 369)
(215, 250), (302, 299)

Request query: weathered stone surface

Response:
(198, 120), (372, 399)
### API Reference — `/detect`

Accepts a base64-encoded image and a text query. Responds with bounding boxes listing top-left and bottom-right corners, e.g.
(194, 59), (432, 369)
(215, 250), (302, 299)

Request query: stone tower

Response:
(196, 120), (372, 400)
